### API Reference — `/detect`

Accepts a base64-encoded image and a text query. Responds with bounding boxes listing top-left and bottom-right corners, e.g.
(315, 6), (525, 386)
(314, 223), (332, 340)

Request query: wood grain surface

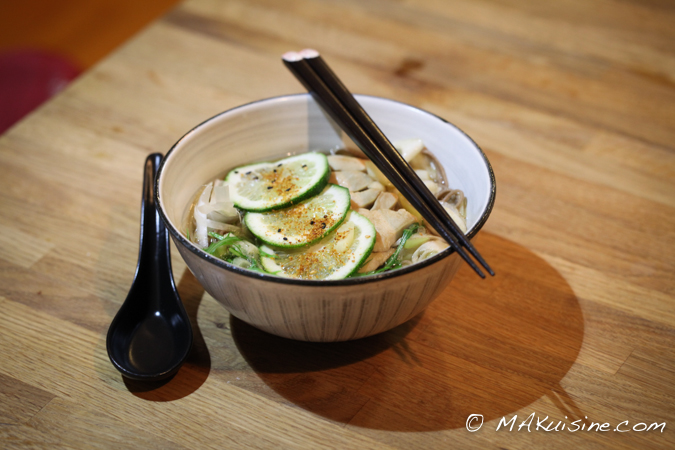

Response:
(1, 0), (674, 448)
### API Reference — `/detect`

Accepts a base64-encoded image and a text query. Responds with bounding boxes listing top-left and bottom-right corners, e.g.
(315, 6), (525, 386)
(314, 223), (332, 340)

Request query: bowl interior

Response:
(158, 94), (494, 260)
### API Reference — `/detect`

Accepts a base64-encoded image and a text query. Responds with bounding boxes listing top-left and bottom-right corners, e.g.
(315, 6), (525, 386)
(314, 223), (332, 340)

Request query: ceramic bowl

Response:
(156, 94), (495, 342)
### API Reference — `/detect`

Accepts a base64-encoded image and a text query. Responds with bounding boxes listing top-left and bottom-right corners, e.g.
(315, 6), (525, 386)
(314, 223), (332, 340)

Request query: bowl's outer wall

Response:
(159, 94), (494, 341)
(175, 235), (462, 341)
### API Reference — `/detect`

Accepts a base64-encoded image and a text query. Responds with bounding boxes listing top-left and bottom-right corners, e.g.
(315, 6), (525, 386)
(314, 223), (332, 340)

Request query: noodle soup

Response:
(182, 139), (467, 280)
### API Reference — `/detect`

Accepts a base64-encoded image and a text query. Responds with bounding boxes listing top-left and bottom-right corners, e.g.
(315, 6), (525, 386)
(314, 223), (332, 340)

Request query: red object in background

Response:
(0, 50), (81, 134)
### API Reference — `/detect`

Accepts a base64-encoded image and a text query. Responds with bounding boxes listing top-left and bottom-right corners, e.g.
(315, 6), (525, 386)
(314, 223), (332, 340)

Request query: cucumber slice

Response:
(225, 152), (330, 212)
(260, 211), (376, 280)
(244, 184), (350, 248)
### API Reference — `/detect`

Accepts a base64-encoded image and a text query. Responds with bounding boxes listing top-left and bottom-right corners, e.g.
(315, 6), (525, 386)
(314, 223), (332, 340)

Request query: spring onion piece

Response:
(354, 223), (419, 276)
(228, 243), (264, 272)
(204, 232), (242, 255)
(205, 232), (264, 271)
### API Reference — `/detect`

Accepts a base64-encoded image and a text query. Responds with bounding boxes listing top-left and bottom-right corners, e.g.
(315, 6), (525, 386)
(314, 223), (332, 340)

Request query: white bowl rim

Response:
(156, 93), (496, 286)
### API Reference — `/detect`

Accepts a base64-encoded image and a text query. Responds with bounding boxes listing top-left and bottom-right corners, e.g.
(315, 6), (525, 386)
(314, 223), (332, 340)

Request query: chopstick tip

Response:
(299, 48), (320, 59)
(282, 51), (303, 62)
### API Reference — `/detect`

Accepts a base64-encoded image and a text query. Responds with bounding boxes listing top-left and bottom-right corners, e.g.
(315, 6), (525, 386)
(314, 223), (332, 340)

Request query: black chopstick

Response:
(281, 57), (484, 278)
(302, 50), (495, 277)
(282, 50), (494, 278)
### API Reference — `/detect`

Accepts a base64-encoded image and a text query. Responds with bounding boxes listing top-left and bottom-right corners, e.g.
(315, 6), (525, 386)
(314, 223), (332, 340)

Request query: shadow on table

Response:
(232, 232), (585, 431)
(124, 269), (210, 400)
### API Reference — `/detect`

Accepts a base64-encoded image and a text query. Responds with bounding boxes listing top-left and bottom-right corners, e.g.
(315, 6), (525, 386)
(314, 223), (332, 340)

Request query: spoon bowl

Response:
(107, 153), (193, 380)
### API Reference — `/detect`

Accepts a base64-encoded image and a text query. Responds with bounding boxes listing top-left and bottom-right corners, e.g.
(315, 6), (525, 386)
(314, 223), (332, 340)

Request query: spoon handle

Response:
(136, 153), (174, 308)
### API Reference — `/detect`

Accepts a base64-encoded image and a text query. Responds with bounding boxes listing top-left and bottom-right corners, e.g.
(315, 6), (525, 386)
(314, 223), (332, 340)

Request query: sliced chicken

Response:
(423, 179), (441, 195)
(364, 160), (393, 187)
(327, 155), (367, 172)
(358, 208), (417, 252)
(441, 202), (467, 233)
(358, 249), (395, 273)
(334, 170), (373, 192)
(393, 138), (425, 162)
(350, 181), (385, 208)
(415, 169), (432, 180)
(415, 169), (441, 195)
(371, 191), (398, 210)
(368, 181), (385, 191)
(351, 188), (382, 208)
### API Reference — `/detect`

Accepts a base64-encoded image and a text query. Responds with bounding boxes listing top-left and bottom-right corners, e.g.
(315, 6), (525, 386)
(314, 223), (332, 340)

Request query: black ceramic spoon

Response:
(106, 153), (193, 381)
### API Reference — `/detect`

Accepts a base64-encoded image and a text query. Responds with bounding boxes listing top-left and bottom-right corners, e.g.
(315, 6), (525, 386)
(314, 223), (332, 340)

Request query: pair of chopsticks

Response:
(282, 49), (494, 278)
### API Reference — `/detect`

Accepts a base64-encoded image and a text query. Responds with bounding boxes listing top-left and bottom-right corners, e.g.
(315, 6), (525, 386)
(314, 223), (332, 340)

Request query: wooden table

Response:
(1, 0), (673, 448)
